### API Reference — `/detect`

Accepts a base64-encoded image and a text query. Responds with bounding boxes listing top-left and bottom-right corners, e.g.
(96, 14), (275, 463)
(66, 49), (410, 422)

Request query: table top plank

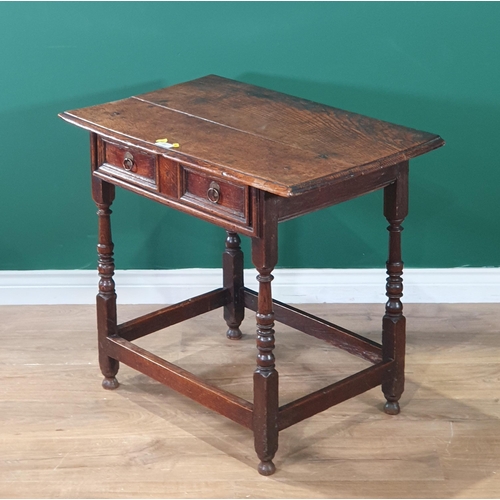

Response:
(60, 75), (443, 197)
(61, 99), (355, 196)
(138, 75), (441, 166)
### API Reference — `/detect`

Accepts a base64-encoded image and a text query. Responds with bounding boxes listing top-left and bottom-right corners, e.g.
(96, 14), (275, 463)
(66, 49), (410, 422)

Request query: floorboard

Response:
(0, 303), (498, 498)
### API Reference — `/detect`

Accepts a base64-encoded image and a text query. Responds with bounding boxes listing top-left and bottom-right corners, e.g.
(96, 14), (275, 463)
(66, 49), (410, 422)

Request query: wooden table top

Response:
(61, 75), (444, 197)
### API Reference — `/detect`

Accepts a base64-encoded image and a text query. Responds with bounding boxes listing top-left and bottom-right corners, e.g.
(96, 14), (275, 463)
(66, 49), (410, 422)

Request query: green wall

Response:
(1, 2), (499, 270)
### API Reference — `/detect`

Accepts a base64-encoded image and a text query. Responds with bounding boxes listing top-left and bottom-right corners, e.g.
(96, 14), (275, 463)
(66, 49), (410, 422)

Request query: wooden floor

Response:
(1, 303), (499, 498)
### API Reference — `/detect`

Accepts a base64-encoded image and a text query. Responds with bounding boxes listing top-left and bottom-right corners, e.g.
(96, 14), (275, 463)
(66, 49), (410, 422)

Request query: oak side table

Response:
(60, 75), (444, 475)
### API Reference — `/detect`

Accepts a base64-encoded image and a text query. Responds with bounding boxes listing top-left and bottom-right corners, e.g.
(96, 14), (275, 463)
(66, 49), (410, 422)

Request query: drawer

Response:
(95, 142), (254, 233)
(180, 167), (249, 224)
(100, 141), (157, 189)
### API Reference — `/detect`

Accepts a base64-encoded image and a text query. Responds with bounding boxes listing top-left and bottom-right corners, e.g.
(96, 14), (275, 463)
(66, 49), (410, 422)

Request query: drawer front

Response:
(103, 141), (157, 187)
(181, 167), (248, 224)
(94, 139), (254, 233)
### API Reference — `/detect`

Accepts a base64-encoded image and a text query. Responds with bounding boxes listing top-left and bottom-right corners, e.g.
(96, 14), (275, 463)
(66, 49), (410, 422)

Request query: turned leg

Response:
(252, 194), (279, 476)
(382, 163), (408, 415)
(223, 231), (244, 340)
(93, 178), (119, 390)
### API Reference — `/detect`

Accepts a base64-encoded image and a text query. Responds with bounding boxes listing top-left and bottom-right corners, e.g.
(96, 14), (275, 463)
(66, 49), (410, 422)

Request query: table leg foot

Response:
(226, 326), (243, 340)
(258, 460), (276, 476)
(384, 400), (400, 415)
(102, 376), (119, 390)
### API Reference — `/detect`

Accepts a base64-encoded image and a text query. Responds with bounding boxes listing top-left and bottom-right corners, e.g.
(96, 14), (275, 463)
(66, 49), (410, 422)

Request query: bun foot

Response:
(226, 327), (242, 340)
(257, 460), (276, 476)
(102, 377), (119, 390)
(384, 401), (400, 415)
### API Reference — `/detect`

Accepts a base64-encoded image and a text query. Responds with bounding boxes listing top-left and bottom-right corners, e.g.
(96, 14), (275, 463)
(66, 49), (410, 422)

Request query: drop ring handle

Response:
(122, 152), (135, 171)
(207, 181), (221, 204)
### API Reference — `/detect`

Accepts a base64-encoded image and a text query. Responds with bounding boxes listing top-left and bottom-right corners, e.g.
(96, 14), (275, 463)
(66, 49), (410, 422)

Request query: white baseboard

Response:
(0, 268), (499, 305)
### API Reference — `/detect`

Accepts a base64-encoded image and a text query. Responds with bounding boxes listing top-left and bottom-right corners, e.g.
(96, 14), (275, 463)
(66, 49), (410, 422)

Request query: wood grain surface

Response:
(60, 75), (444, 196)
(0, 303), (498, 498)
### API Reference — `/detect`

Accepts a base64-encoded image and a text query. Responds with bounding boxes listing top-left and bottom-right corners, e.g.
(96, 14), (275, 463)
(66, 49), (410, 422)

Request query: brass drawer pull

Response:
(122, 152), (135, 171)
(207, 181), (220, 204)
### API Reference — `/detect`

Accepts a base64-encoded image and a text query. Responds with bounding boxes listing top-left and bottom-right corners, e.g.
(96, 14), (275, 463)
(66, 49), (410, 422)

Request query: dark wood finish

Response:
(382, 163), (409, 415)
(223, 232), (245, 340)
(181, 166), (250, 225)
(60, 76), (443, 476)
(276, 162), (400, 222)
(118, 288), (230, 342)
(93, 136), (258, 236)
(243, 288), (382, 364)
(94, 165), (258, 236)
(60, 75), (443, 197)
(105, 336), (254, 429)
(251, 192), (279, 476)
(137, 75), (444, 195)
(91, 175), (119, 390)
(157, 155), (179, 199)
(278, 361), (393, 431)
(104, 140), (157, 182)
